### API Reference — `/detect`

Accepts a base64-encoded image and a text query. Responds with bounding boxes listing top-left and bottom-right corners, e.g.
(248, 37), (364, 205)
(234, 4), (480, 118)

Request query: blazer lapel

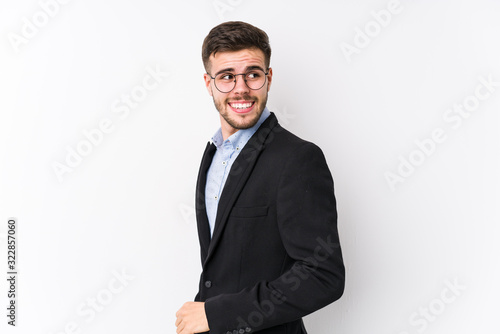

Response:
(195, 141), (217, 263)
(204, 113), (279, 266)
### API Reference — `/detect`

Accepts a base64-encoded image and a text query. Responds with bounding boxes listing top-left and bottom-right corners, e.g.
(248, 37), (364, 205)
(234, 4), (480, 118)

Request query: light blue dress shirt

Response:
(205, 107), (271, 237)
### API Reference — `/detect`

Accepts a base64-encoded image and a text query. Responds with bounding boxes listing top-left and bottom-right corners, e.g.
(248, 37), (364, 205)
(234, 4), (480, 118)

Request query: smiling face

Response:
(204, 48), (273, 139)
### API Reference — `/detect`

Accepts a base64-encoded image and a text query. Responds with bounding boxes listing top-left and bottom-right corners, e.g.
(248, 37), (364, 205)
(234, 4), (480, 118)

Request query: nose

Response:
(232, 74), (250, 94)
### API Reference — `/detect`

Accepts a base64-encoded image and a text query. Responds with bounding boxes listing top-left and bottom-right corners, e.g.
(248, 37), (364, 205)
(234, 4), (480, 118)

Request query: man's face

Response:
(204, 48), (272, 138)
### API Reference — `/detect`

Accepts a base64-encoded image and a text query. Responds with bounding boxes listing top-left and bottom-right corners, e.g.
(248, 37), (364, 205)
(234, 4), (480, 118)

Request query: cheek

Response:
(214, 93), (227, 105)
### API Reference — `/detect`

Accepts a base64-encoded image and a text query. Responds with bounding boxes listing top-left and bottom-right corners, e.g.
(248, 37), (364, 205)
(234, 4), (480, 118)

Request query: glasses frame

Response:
(208, 68), (270, 93)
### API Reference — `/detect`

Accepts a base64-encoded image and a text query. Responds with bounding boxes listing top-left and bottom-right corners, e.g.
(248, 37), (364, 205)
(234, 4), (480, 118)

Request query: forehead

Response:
(209, 48), (266, 72)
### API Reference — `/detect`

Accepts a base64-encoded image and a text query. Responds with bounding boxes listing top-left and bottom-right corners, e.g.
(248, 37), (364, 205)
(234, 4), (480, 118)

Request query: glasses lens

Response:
(215, 73), (236, 93)
(214, 70), (267, 93)
(245, 70), (266, 90)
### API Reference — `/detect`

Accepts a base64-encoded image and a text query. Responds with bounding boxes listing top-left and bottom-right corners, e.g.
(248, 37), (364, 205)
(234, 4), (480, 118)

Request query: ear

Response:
(203, 73), (213, 96)
(266, 67), (273, 92)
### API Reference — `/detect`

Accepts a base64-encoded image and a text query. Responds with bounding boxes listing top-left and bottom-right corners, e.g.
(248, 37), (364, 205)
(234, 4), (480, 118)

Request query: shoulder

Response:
(259, 115), (325, 159)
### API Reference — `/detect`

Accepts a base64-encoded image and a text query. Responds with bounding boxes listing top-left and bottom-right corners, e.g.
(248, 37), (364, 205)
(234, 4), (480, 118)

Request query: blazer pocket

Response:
(230, 205), (269, 218)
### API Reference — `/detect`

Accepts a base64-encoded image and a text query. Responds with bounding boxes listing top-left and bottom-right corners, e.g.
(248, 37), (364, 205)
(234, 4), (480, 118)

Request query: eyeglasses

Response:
(208, 69), (269, 93)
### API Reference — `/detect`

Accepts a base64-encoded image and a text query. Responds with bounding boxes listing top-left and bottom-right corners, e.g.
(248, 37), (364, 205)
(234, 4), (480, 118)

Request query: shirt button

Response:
(214, 195), (218, 200)
(205, 280), (212, 288)
(222, 161), (227, 165)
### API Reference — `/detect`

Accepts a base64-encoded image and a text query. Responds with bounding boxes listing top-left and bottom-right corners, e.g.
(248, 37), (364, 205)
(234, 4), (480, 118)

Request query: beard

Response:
(212, 92), (268, 131)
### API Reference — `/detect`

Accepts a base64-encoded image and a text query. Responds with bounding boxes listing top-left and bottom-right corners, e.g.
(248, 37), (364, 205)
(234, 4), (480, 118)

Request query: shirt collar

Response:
(211, 107), (271, 150)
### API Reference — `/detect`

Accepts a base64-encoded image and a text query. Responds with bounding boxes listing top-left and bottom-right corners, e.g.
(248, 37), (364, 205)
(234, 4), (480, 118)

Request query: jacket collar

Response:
(199, 112), (280, 267)
(195, 141), (217, 263)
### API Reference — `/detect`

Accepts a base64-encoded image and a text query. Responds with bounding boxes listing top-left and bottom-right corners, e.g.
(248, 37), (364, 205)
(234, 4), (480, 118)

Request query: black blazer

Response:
(194, 113), (344, 334)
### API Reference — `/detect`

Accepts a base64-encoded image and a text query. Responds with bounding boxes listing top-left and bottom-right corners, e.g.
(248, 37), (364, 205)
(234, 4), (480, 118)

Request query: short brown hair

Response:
(202, 21), (271, 73)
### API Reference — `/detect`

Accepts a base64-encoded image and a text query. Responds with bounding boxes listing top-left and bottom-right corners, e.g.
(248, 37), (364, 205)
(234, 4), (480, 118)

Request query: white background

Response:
(1, 0), (499, 333)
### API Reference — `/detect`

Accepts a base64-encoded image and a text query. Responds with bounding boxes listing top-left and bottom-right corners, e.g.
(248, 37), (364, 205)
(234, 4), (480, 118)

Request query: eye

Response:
(246, 71), (261, 79)
(218, 73), (234, 81)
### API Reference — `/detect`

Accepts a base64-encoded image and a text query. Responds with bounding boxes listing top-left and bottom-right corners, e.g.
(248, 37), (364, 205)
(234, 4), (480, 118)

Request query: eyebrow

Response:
(213, 65), (266, 77)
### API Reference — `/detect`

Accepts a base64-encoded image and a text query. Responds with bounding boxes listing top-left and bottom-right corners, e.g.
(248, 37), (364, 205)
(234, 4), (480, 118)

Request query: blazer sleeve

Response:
(204, 142), (345, 333)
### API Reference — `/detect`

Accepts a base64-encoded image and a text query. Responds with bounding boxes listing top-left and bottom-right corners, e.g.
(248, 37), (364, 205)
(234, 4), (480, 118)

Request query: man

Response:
(175, 21), (344, 334)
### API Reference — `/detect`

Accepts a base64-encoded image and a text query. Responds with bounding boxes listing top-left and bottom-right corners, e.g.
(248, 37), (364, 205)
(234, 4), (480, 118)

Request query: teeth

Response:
(230, 102), (252, 109)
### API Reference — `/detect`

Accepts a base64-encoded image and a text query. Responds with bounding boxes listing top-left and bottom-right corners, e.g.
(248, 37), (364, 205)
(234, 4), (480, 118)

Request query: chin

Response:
(225, 108), (262, 130)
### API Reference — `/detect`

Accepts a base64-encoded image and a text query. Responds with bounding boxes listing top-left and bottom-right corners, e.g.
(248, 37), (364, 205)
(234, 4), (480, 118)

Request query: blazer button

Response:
(204, 280), (212, 288)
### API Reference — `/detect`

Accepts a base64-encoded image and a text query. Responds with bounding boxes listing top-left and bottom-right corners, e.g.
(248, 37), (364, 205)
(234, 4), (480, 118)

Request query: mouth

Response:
(228, 101), (255, 114)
